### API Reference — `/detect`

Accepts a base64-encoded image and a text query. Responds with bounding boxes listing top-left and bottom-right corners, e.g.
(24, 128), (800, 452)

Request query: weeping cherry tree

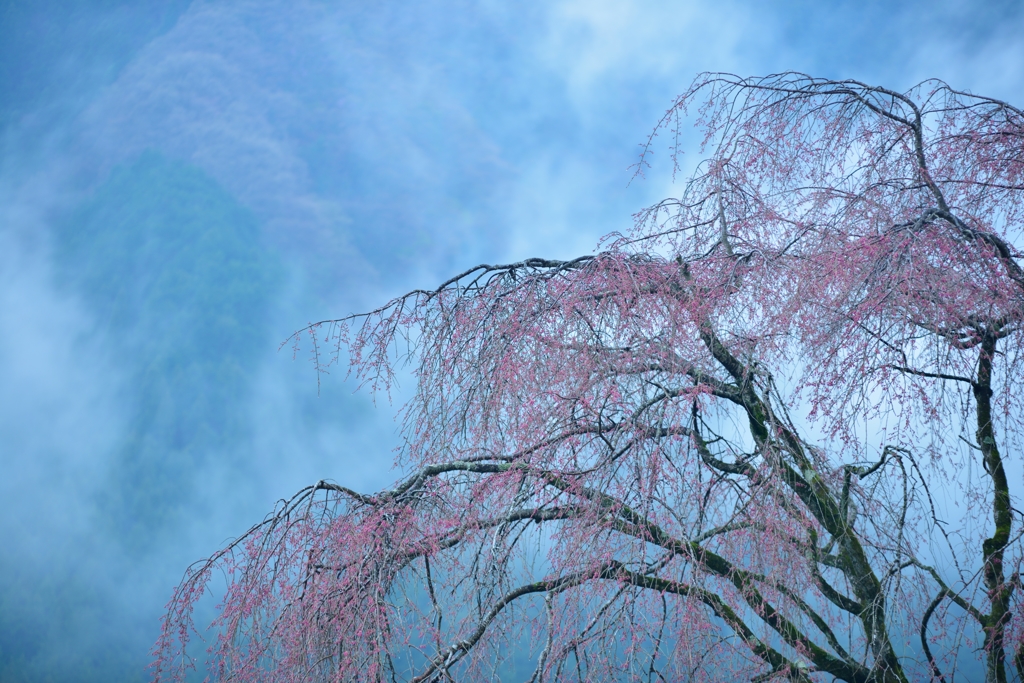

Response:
(154, 73), (1024, 683)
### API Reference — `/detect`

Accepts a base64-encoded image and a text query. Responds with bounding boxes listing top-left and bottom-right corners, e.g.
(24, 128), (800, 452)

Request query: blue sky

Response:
(1, 1), (1023, 680)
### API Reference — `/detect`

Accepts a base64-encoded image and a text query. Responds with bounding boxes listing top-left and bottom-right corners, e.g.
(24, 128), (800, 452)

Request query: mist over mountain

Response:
(1, 3), (519, 679)
(55, 151), (281, 542)
(2, 1), (1023, 680)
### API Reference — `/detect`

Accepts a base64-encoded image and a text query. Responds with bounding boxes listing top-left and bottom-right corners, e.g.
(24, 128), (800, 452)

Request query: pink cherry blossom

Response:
(154, 73), (1024, 683)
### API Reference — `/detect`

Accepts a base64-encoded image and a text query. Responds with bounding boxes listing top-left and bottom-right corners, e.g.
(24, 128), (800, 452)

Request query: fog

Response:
(1, 1), (1023, 680)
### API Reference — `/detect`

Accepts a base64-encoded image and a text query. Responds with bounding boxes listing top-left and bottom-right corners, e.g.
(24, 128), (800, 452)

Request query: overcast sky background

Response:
(2, 1), (1023, 680)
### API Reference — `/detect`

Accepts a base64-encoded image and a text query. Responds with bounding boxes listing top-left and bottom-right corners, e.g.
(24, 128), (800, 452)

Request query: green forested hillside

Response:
(0, 150), (281, 683)
(57, 150), (281, 546)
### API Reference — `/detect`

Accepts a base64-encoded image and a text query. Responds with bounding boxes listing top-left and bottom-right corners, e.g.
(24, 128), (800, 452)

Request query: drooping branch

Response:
(157, 72), (1024, 683)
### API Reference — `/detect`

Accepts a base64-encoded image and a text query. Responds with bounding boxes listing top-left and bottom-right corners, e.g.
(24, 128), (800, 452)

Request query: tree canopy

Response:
(154, 73), (1024, 683)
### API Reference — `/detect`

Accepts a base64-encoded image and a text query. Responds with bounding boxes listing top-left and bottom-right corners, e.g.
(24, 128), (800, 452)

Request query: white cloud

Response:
(539, 0), (750, 106)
